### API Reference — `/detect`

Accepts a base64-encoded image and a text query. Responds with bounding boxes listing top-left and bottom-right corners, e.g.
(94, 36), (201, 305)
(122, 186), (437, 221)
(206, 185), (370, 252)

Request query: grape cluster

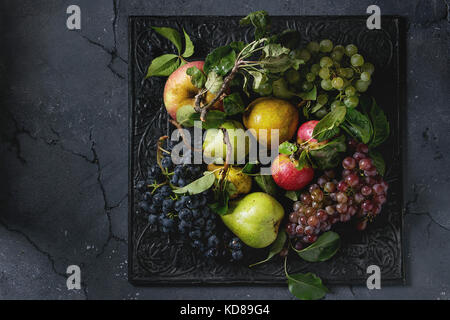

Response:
(135, 158), (244, 261)
(290, 40), (375, 118)
(285, 141), (388, 248)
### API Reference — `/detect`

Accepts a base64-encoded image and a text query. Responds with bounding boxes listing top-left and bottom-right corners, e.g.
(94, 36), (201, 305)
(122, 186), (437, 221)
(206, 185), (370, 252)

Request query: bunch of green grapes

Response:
(288, 39), (375, 118)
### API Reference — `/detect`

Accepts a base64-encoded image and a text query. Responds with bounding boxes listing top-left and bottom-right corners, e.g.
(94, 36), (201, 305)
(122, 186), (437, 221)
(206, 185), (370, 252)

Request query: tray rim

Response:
(127, 15), (407, 287)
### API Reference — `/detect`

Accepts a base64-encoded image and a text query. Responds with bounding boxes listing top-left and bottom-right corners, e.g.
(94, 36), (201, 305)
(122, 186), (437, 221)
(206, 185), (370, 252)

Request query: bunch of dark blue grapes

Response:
(135, 154), (244, 260)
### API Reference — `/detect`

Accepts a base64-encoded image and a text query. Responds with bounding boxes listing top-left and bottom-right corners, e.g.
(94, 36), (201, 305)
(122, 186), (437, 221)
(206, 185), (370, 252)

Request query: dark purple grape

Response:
(359, 158), (373, 170)
(342, 157), (356, 169)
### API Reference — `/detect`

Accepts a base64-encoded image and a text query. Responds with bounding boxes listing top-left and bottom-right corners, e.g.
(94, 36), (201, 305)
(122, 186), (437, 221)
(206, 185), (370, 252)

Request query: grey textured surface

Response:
(0, 0), (448, 300)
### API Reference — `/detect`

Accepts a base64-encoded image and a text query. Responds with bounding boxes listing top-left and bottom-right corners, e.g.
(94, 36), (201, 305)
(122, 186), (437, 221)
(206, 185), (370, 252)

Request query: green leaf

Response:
(342, 108), (372, 144)
(287, 272), (328, 300)
(204, 45), (236, 76)
(242, 162), (258, 174)
(186, 66), (206, 88)
(313, 105), (346, 142)
(175, 105), (196, 127)
(223, 92), (245, 116)
(145, 54), (180, 78)
(254, 174), (279, 197)
(152, 27), (182, 54)
(309, 135), (346, 169)
(173, 172), (215, 195)
(225, 180), (238, 198)
(369, 98), (390, 147)
(285, 190), (299, 201)
(295, 149), (309, 171)
(277, 29), (302, 49)
(209, 191), (230, 216)
(369, 149), (386, 176)
(260, 54), (293, 73)
(239, 10), (271, 40)
(278, 141), (298, 155)
(182, 28), (194, 58)
(191, 110), (226, 129)
(262, 43), (290, 57)
(298, 85), (317, 101)
(249, 231), (287, 267)
(205, 71), (224, 94)
(293, 231), (340, 262)
(247, 70), (268, 90)
(230, 41), (245, 53)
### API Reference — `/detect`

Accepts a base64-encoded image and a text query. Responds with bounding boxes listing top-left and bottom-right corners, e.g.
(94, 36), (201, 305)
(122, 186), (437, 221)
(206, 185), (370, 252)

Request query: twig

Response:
(220, 129), (233, 186)
(199, 60), (243, 121)
(194, 88), (207, 113)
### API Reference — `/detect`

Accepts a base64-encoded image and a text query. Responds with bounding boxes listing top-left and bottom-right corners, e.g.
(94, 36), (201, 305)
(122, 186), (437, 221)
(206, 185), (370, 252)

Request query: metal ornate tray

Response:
(128, 16), (405, 285)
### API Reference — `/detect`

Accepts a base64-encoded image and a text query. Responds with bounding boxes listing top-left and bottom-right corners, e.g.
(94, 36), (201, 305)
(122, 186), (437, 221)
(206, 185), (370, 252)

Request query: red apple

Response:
(163, 61), (223, 120)
(271, 154), (314, 191)
(297, 120), (330, 147)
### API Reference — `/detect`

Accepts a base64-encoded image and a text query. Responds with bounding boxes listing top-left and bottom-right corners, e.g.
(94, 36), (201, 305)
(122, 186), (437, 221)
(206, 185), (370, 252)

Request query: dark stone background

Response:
(0, 0), (448, 300)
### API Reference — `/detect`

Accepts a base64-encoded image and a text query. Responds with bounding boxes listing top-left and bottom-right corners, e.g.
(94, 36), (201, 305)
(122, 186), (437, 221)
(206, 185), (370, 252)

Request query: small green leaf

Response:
(342, 108), (372, 144)
(242, 162), (258, 174)
(298, 85), (317, 101)
(175, 105), (196, 127)
(278, 141), (298, 155)
(173, 172), (215, 195)
(295, 149), (309, 171)
(293, 231), (340, 262)
(239, 10), (271, 40)
(254, 174), (279, 197)
(369, 149), (386, 176)
(285, 190), (299, 201)
(313, 105), (346, 142)
(204, 45), (237, 76)
(191, 110), (226, 129)
(145, 54), (180, 78)
(249, 231), (287, 267)
(152, 27), (182, 54)
(369, 98), (390, 147)
(262, 43), (290, 57)
(230, 41), (245, 53)
(182, 28), (194, 58)
(247, 70), (268, 90)
(287, 272), (328, 300)
(186, 66), (206, 88)
(209, 191), (230, 216)
(260, 54), (293, 73)
(223, 92), (245, 116)
(205, 71), (224, 94)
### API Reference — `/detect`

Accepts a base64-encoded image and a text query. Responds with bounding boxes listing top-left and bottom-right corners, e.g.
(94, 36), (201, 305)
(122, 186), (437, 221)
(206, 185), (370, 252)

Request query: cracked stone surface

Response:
(0, 0), (448, 300)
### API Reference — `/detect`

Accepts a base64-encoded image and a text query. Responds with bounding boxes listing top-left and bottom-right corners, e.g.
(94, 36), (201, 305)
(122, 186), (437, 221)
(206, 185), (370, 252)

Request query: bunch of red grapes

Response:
(286, 140), (389, 250)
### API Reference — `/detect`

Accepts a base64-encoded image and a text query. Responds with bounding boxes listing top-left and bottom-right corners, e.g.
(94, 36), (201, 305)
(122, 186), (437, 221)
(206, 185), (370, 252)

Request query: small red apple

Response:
(271, 154), (314, 191)
(163, 61), (223, 120)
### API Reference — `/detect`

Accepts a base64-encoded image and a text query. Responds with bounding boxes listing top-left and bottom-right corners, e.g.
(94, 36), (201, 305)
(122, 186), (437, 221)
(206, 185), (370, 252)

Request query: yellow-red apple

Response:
(163, 61), (223, 120)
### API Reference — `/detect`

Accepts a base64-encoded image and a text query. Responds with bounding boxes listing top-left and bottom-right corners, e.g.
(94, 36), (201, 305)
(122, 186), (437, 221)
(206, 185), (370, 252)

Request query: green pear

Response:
(203, 120), (249, 164)
(221, 192), (285, 248)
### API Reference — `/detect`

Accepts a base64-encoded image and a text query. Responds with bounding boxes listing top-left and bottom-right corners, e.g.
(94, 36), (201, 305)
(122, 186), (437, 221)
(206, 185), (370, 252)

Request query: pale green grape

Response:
(307, 41), (320, 53)
(331, 77), (344, 90)
(351, 54), (364, 67)
(333, 45), (345, 53)
(320, 56), (333, 68)
(355, 79), (369, 92)
(301, 81), (313, 92)
(317, 93), (328, 105)
(319, 67), (330, 80)
(361, 62), (375, 75)
(331, 50), (344, 61)
(344, 68), (354, 79)
(306, 72), (316, 82)
(345, 44), (358, 56)
(298, 49), (311, 62)
(344, 96), (359, 108)
(321, 79), (333, 91)
(319, 39), (333, 53)
(345, 85), (356, 97)
(331, 100), (344, 111)
(360, 71), (371, 82)
(310, 64), (320, 75)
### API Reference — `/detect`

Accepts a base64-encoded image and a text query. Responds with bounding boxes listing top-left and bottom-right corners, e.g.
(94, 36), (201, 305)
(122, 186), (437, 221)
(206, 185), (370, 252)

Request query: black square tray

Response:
(128, 15), (405, 285)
